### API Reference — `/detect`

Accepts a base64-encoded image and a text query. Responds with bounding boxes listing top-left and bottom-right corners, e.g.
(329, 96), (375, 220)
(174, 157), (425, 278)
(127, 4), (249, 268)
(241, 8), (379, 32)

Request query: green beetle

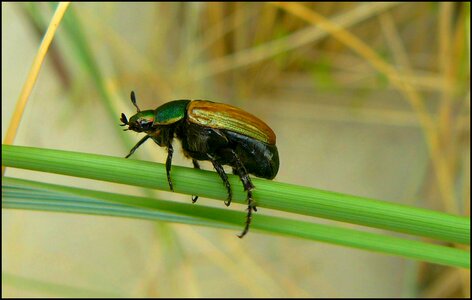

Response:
(120, 91), (279, 237)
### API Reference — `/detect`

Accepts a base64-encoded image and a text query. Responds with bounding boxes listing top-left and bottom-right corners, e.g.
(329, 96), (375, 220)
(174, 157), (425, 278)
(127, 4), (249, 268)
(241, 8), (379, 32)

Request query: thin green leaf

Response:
(2, 177), (469, 269)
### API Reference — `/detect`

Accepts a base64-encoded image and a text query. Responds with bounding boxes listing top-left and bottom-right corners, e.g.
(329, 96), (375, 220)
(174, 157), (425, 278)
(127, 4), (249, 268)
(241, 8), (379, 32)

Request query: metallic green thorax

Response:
(154, 100), (191, 125)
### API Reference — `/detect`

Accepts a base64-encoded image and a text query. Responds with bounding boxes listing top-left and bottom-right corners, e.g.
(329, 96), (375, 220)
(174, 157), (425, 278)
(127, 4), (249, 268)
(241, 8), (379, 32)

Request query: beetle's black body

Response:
(120, 91), (279, 237)
(178, 123), (279, 179)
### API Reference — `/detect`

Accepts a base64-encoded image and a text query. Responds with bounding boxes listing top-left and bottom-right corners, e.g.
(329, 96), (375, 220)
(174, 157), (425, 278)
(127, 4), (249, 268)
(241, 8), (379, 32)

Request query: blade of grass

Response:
(2, 177), (470, 269)
(3, 178), (230, 229)
(2, 145), (470, 245)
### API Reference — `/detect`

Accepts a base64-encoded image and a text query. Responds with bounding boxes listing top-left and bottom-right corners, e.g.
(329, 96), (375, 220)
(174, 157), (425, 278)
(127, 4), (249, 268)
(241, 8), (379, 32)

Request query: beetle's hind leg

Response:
(207, 154), (232, 206)
(191, 159), (200, 203)
(229, 150), (256, 238)
(233, 168), (257, 212)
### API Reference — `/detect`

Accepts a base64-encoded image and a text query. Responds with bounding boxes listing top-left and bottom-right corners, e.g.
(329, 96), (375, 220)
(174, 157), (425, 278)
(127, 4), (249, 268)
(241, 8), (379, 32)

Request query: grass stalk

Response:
(2, 176), (469, 269)
(2, 144), (470, 247)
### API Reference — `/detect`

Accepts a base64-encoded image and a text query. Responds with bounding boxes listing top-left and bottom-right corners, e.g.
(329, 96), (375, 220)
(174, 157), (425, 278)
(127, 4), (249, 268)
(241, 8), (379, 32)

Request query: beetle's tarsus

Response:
(237, 189), (255, 238)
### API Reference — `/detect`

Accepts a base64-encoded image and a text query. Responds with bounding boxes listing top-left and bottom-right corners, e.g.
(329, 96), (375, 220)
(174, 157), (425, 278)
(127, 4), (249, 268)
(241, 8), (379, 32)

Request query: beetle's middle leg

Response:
(207, 154), (232, 206)
(165, 144), (174, 192)
(191, 159), (200, 203)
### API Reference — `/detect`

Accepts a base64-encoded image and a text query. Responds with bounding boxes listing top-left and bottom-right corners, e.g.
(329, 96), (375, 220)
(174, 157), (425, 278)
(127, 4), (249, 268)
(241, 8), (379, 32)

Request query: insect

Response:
(120, 91), (279, 238)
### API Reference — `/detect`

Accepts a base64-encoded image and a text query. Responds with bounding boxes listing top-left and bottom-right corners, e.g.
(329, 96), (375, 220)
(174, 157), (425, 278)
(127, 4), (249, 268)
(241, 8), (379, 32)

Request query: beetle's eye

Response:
(139, 120), (153, 131)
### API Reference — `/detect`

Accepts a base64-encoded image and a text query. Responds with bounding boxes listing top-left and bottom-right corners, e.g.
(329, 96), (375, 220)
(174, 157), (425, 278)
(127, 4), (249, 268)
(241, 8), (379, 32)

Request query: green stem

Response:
(2, 144), (470, 246)
(2, 177), (469, 269)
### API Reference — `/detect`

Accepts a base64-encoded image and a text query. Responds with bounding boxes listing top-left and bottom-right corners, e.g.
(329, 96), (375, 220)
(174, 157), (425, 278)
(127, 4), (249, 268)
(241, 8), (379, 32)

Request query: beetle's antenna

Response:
(130, 91), (141, 112)
(120, 113), (129, 130)
(120, 113), (128, 125)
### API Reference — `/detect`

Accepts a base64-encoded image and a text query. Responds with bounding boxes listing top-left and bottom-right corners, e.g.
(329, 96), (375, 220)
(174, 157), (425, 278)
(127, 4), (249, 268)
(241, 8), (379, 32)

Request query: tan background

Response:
(2, 2), (469, 297)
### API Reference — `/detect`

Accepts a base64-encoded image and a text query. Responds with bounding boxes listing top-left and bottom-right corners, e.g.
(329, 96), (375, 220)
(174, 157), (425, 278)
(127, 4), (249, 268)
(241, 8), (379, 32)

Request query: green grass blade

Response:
(2, 177), (469, 269)
(2, 144), (469, 245)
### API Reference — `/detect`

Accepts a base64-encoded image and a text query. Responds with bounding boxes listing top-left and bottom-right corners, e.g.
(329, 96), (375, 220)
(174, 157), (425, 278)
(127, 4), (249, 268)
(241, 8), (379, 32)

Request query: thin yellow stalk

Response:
(2, 2), (71, 175)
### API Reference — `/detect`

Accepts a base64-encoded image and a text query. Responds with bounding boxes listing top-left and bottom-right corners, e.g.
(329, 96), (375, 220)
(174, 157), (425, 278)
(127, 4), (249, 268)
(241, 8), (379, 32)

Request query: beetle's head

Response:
(120, 91), (156, 133)
(121, 111), (156, 133)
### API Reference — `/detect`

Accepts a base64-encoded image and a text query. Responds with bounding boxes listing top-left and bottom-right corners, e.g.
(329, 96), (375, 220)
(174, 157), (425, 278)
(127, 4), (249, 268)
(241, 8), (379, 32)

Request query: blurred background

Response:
(2, 2), (470, 297)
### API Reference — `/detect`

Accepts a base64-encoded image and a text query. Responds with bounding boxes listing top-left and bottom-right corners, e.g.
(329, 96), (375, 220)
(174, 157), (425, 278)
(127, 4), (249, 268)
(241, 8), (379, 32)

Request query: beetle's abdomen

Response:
(187, 100), (276, 145)
(224, 131), (279, 179)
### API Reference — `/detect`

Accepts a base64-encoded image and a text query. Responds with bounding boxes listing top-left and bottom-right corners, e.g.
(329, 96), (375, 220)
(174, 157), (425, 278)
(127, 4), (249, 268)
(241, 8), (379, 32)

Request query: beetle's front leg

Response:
(125, 135), (150, 158)
(166, 144), (174, 192)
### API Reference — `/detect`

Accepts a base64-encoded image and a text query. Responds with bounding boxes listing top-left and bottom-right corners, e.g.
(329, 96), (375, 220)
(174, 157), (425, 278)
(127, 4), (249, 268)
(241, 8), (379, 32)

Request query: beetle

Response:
(120, 91), (279, 238)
